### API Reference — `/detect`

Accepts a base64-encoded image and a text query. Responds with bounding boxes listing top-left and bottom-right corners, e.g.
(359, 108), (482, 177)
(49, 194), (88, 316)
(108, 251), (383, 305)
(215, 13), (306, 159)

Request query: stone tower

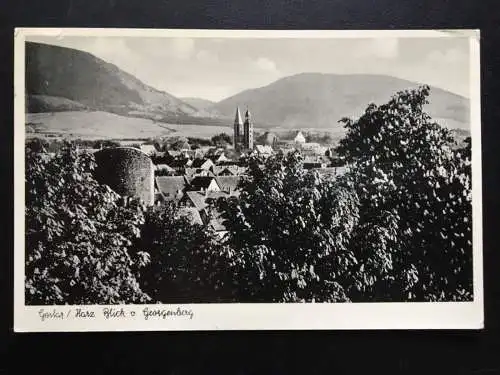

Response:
(93, 147), (155, 206)
(243, 108), (254, 150)
(233, 107), (243, 148)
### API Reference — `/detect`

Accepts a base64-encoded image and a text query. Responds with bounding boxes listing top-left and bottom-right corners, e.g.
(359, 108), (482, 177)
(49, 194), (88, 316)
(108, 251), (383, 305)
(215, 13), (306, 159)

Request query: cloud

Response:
(87, 38), (133, 62)
(353, 38), (399, 59)
(426, 48), (467, 65)
(167, 38), (195, 59)
(196, 49), (219, 64)
(123, 37), (196, 61)
(254, 57), (278, 72)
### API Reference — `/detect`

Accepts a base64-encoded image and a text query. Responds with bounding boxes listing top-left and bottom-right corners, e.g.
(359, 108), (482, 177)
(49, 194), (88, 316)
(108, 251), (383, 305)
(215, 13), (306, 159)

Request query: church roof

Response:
(234, 107), (243, 125)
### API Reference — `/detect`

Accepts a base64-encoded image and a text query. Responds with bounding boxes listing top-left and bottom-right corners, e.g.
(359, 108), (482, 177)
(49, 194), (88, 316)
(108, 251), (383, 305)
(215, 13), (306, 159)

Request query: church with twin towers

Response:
(233, 106), (254, 150)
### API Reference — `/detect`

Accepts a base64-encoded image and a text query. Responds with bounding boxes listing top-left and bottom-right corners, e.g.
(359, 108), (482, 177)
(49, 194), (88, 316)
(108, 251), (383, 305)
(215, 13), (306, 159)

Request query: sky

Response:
(26, 35), (471, 102)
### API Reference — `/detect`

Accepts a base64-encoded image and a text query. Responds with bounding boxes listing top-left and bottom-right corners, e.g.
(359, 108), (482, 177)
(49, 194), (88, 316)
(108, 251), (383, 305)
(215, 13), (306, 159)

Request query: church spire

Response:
(234, 106), (243, 148)
(234, 106), (243, 125)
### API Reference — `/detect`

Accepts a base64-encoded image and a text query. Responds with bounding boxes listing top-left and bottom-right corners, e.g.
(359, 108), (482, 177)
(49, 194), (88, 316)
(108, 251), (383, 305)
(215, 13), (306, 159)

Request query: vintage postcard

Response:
(14, 28), (483, 331)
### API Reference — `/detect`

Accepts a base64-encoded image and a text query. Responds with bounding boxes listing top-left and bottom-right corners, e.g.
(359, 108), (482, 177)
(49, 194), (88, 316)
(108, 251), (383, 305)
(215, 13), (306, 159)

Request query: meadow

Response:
(26, 111), (237, 141)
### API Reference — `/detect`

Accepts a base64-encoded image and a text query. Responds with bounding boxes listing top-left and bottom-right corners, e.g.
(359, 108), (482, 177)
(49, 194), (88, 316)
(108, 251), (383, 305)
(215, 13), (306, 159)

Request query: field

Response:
(24, 111), (468, 147)
(24, 110), (347, 143)
(25, 111), (237, 140)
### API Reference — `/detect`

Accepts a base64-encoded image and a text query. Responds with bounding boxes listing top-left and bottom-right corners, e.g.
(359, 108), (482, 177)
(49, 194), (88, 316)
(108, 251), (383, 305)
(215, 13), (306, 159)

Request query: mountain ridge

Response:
(26, 41), (198, 119)
(206, 72), (470, 130)
(180, 97), (215, 111)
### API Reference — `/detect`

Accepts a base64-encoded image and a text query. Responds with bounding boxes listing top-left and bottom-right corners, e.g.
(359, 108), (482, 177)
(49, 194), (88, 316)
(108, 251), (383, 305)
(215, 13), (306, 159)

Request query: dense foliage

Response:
(216, 152), (361, 302)
(211, 133), (232, 147)
(336, 85), (473, 301)
(25, 143), (150, 304)
(137, 203), (237, 303)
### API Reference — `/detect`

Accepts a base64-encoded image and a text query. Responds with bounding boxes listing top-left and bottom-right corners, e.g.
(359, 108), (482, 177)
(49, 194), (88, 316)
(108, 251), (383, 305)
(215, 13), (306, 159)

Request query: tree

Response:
(211, 133), (232, 147)
(336, 86), (473, 301)
(137, 203), (237, 303)
(25, 142), (151, 304)
(216, 152), (362, 302)
(188, 137), (212, 149)
(94, 139), (120, 149)
(167, 136), (190, 151)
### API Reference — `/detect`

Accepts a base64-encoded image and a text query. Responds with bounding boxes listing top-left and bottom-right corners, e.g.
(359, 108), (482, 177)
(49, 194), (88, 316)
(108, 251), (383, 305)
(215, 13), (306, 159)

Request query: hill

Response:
(25, 111), (234, 140)
(27, 94), (90, 112)
(208, 73), (470, 130)
(180, 97), (215, 111)
(25, 41), (197, 119)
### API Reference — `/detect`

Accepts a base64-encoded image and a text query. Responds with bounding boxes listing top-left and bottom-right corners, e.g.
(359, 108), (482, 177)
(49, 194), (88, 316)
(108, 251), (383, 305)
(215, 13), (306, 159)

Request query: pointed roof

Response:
(215, 176), (242, 193)
(189, 176), (220, 191)
(244, 108), (251, 122)
(185, 191), (209, 211)
(178, 207), (204, 225)
(234, 107), (243, 125)
(155, 176), (187, 200)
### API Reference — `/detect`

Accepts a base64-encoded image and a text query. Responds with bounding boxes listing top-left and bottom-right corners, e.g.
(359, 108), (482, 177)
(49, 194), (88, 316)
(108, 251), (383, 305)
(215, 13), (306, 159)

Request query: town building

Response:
(233, 106), (254, 151)
(155, 175), (188, 203)
(140, 144), (157, 156)
(255, 145), (274, 157)
(294, 131), (306, 144)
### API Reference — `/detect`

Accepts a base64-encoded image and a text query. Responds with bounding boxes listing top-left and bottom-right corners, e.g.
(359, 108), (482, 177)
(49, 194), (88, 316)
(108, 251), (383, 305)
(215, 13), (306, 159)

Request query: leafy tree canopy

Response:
(25, 143), (151, 304)
(217, 152), (362, 302)
(336, 85), (473, 301)
(137, 203), (237, 303)
(211, 133), (232, 147)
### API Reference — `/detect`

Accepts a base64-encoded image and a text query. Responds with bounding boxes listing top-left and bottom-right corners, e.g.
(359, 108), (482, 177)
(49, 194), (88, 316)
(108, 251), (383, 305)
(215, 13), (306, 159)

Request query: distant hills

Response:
(208, 73), (470, 130)
(180, 97), (215, 111)
(26, 42), (470, 135)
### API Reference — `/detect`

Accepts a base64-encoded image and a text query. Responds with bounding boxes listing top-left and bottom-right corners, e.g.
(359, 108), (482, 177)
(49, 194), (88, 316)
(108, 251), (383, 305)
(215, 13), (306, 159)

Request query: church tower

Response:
(243, 108), (254, 150)
(233, 107), (243, 148)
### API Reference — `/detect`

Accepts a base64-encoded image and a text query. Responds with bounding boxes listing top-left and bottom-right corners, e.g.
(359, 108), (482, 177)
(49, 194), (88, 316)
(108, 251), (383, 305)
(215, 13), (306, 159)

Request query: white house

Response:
(140, 144), (157, 156)
(255, 145), (274, 156)
(294, 131), (306, 144)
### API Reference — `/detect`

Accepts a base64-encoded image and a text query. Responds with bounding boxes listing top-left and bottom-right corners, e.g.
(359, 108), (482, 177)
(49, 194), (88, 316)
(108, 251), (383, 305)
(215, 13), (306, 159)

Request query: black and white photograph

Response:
(14, 28), (483, 331)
